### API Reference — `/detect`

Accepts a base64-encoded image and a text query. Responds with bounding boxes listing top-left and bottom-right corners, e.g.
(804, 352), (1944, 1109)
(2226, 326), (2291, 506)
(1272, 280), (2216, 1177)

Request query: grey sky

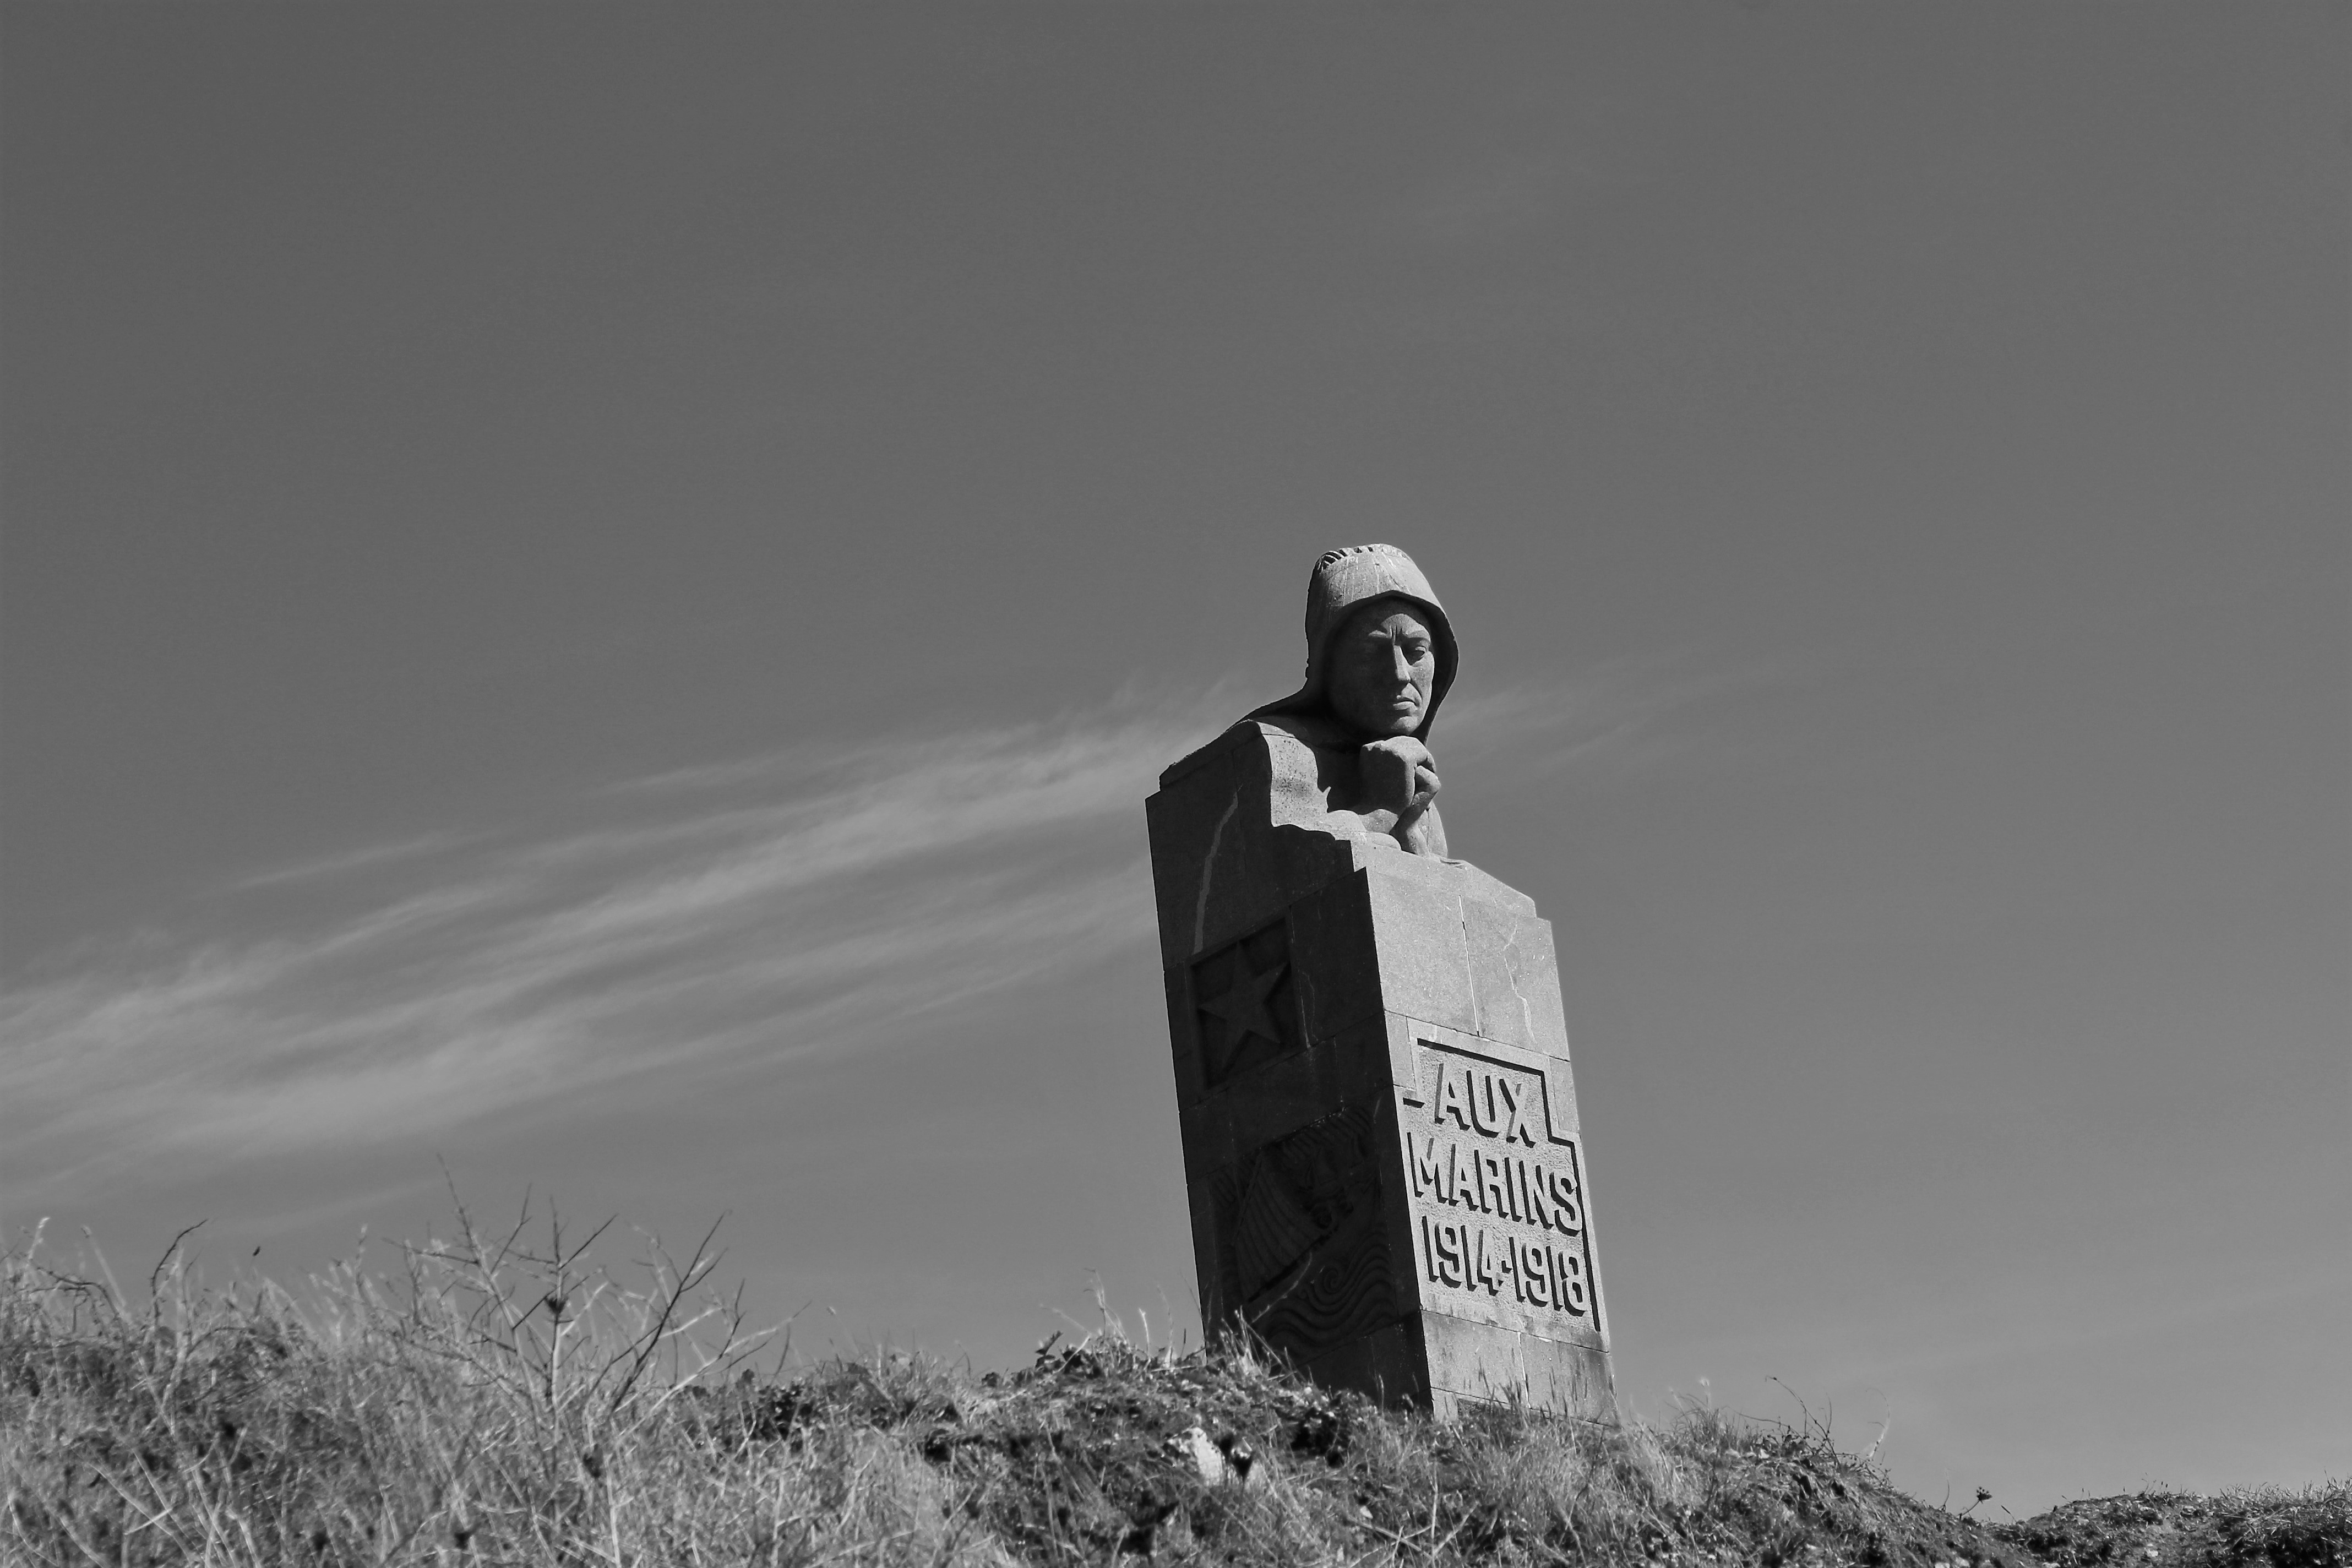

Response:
(4, 3), (2345, 1509)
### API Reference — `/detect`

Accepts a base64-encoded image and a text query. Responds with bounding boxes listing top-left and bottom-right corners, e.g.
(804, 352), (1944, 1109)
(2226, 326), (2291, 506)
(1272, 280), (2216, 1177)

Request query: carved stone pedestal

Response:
(1148, 724), (1616, 1420)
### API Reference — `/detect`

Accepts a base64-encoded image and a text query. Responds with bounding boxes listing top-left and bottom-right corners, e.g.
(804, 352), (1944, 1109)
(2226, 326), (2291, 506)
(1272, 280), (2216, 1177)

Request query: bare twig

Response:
(148, 1221), (208, 1304)
(604, 1213), (727, 1417)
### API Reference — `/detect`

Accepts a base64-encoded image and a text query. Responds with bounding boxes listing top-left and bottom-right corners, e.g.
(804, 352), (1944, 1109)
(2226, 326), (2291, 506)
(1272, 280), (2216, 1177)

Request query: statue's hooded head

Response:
(1248, 544), (1459, 743)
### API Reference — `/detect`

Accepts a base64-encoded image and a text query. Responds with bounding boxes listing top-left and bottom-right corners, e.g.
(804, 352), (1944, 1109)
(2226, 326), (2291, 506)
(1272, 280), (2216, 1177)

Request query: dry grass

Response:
(4, 1206), (2340, 1567)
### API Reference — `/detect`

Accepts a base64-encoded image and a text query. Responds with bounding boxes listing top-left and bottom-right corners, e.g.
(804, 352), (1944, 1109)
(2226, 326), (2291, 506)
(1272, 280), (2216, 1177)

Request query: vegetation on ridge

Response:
(4, 1207), (2342, 1567)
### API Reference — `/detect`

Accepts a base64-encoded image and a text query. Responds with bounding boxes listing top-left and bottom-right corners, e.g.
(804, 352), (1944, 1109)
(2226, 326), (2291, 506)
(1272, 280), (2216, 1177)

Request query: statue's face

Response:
(1326, 597), (1438, 738)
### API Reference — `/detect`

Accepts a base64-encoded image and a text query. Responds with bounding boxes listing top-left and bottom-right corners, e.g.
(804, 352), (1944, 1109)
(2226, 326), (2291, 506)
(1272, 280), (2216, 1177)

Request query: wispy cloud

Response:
(228, 831), (484, 890)
(1444, 650), (1789, 781)
(2, 669), (1736, 1200)
(1, 702), (1235, 1196)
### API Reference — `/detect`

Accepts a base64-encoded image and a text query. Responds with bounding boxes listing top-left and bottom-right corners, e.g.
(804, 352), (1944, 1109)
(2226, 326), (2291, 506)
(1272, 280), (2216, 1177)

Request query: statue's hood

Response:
(1244, 543), (1458, 743)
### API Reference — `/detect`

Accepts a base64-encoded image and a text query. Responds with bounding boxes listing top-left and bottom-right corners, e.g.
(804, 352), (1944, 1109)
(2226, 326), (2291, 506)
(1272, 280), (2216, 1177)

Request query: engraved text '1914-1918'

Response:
(1408, 1053), (1593, 1319)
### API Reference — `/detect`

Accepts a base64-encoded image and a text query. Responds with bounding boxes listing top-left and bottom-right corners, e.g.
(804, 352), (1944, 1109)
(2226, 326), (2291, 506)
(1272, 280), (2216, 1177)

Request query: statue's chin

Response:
(1332, 707), (1422, 742)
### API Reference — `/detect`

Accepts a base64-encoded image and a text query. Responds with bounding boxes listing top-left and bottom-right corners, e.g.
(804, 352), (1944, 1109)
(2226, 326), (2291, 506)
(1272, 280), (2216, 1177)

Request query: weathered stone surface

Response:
(1462, 895), (1572, 1055)
(1421, 1315), (1614, 1419)
(1146, 546), (1616, 1423)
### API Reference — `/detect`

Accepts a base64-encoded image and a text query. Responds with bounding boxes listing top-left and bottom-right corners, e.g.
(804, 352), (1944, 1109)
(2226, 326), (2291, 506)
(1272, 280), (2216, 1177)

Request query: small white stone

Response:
(1176, 1426), (1240, 1487)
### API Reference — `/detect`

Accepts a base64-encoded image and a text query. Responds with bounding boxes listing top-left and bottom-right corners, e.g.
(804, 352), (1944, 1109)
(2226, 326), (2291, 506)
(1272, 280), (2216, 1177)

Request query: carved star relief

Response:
(1197, 950), (1289, 1050)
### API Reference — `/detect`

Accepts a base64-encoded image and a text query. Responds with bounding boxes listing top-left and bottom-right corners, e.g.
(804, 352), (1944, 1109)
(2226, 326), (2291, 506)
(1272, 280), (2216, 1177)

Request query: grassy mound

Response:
(3, 1213), (2340, 1566)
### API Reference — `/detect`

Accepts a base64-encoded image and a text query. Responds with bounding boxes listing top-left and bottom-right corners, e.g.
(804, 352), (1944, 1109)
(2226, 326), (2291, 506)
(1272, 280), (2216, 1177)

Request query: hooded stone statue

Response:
(1148, 540), (1478, 965)
(1145, 548), (1616, 1422)
(1239, 543), (1458, 858)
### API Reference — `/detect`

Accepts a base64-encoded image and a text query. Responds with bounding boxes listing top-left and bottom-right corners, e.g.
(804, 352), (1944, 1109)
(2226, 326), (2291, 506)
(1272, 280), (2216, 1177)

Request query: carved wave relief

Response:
(1212, 1103), (1399, 1358)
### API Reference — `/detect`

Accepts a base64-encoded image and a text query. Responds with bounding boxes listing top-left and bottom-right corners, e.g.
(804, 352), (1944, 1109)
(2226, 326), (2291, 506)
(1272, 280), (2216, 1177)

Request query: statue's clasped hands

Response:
(1359, 736), (1442, 852)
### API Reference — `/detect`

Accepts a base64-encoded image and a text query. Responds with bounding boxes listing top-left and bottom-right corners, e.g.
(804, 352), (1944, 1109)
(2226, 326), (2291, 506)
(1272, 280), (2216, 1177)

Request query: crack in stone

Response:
(1500, 922), (1536, 1043)
(1457, 896), (1479, 1036)
(1193, 792), (1240, 955)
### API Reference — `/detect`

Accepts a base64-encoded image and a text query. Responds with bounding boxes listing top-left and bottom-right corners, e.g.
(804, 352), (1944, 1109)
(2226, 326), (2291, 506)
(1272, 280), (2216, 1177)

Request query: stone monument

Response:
(1146, 544), (1615, 1420)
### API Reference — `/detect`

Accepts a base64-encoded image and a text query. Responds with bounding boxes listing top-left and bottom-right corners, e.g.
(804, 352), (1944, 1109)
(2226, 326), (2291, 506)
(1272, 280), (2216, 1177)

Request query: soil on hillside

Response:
(2001, 1490), (2347, 1568)
(705, 1342), (2346, 1567)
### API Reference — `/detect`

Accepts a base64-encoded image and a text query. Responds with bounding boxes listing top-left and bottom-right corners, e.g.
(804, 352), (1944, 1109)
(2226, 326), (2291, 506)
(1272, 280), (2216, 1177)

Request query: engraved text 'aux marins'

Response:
(1408, 1057), (1592, 1317)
